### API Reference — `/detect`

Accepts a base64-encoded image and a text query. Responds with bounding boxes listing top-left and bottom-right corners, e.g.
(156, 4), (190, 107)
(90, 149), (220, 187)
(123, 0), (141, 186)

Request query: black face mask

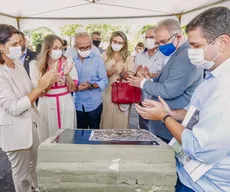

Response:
(93, 40), (101, 47)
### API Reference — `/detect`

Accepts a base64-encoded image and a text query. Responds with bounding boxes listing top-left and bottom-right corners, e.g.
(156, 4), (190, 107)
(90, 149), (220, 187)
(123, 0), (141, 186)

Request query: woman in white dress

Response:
(30, 35), (78, 142)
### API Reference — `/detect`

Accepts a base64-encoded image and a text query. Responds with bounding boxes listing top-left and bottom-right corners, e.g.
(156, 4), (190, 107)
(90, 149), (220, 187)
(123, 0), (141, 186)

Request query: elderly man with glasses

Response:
(128, 19), (203, 143)
(73, 32), (108, 129)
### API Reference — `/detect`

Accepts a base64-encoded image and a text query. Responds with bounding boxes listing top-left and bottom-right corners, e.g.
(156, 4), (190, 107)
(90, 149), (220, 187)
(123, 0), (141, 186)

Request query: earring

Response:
(0, 50), (2, 53)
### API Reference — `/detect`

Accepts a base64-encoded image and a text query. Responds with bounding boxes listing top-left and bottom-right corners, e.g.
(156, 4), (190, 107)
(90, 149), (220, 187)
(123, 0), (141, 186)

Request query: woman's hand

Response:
(63, 63), (74, 76)
(119, 67), (129, 80)
(107, 64), (116, 77)
(37, 71), (61, 91)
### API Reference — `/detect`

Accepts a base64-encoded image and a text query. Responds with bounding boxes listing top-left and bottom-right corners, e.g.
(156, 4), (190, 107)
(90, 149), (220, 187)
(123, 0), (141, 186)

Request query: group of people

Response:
(0, 5), (230, 192)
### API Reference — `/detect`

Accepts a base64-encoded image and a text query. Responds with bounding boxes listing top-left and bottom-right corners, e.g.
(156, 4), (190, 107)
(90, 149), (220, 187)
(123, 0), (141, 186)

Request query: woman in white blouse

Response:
(30, 35), (78, 142)
(0, 24), (60, 192)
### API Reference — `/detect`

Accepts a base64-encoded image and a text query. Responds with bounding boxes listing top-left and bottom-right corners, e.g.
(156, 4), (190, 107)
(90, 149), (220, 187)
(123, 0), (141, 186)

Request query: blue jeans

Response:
(175, 177), (195, 192)
(76, 104), (103, 129)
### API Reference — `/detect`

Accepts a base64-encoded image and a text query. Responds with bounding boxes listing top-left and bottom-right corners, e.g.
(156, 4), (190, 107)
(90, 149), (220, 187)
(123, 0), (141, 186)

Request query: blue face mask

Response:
(159, 43), (176, 56)
(159, 34), (177, 56)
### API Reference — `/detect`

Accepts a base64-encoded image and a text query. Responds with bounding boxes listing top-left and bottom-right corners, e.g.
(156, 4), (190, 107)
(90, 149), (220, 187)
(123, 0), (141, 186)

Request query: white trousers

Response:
(7, 123), (39, 192)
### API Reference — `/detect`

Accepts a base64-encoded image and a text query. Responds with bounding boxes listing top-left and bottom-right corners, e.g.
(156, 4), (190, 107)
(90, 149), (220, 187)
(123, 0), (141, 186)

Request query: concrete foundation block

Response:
(37, 129), (177, 192)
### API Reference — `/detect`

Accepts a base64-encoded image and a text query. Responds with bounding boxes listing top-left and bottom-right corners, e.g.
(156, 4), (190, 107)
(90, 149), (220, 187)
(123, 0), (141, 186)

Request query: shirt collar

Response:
(169, 39), (187, 57)
(211, 58), (230, 78)
(143, 48), (157, 58)
(20, 48), (27, 59)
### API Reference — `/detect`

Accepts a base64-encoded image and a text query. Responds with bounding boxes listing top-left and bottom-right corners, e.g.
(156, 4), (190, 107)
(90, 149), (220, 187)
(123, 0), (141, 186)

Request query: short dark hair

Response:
(36, 43), (42, 54)
(18, 31), (25, 39)
(91, 31), (101, 36)
(136, 42), (145, 48)
(0, 24), (19, 64)
(186, 7), (230, 43)
(63, 39), (68, 46)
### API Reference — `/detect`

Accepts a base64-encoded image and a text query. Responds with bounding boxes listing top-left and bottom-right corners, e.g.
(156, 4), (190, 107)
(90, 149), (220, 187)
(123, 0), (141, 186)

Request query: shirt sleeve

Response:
(0, 73), (31, 116)
(134, 53), (141, 68)
(181, 86), (230, 164)
(95, 56), (108, 91)
(126, 56), (136, 74)
(64, 47), (78, 59)
(143, 53), (201, 99)
(29, 60), (40, 88)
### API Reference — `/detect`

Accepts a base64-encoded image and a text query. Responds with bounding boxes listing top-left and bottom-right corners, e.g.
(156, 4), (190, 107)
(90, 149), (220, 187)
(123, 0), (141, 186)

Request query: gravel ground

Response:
(0, 149), (15, 192)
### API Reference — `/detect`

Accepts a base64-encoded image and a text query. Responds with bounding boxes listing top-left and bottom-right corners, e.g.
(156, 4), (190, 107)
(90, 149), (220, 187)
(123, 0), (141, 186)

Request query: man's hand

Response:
(136, 65), (144, 76)
(158, 96), (172, 115)
(143, 66), (150, 75)
(135, 98), (168, 121)
(127, 75), (144, 88)
(78, 82), (90, 91)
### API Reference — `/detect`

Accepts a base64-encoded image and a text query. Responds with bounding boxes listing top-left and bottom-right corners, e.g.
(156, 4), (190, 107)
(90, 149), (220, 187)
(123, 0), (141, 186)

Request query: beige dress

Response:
(101, 53), (135, 129)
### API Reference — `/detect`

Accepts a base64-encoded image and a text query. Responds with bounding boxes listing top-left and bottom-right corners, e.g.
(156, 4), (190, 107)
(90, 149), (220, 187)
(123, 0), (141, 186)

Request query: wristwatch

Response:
(89, 83), (94, 90)
(161, 114), (172, 124)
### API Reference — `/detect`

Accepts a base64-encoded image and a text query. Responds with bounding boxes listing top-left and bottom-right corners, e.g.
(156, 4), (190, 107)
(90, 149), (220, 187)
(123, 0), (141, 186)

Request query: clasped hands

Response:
(135, 96), (172, 121)
(127, 65), (150, 88)
(37, 62), (75, 92)
(78, 81), (91, 91)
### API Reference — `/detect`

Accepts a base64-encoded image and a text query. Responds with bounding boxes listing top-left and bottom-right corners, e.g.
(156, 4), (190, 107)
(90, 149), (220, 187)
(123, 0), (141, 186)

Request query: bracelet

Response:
(161, 114), (172, 124)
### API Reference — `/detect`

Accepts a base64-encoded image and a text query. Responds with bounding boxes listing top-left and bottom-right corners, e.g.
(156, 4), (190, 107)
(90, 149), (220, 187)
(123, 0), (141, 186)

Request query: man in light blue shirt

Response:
(135, 7), (230, 192)
(73, 32), (108, 129)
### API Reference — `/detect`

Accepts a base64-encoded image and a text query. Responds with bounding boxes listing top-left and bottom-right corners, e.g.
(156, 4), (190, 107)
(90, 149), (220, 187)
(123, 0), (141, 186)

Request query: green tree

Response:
(135, 24), (154, 41)
(30, 27), (53, 46)
(86, 24), (131, 42)
(182, 25), (187, 36)
(59, 24), (83, 37)
(59, 24), (83, 46)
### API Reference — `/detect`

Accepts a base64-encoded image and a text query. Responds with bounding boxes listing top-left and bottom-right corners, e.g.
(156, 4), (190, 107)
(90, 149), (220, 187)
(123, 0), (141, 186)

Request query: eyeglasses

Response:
(155, 33), (177, 46)
(112, 40), (124, 45)
(144, 36), (154, 39)
(75, 45), (92, 51)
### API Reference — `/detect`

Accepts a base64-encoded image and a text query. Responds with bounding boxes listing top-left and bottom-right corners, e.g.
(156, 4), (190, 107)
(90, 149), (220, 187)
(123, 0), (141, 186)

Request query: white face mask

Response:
(6, 46), (22, 60)
(188, 48), (220, 70)
(49, 50), (62, 60)
(111, 43), (123, 52)
(78, 49), (91, 58)
(144, 38), (155, 50)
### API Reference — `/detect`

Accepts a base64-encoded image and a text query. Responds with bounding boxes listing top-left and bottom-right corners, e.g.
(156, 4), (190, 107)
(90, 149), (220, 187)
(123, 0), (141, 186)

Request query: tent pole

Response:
(16, 17), (21, 30)
(175, 13), (182, 24)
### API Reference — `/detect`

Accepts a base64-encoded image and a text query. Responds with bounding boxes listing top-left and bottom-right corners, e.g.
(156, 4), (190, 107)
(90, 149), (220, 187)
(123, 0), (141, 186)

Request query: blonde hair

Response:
(106, 31), (129, 63)
(37, 34), (63, 75)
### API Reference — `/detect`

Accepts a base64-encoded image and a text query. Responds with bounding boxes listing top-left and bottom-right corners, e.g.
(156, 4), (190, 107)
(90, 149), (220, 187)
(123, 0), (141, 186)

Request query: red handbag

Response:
(111, 81), (142, 104)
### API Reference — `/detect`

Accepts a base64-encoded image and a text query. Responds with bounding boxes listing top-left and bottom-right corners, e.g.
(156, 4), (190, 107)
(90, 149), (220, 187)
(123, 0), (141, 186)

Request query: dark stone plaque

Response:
(52, 129), (159, 146)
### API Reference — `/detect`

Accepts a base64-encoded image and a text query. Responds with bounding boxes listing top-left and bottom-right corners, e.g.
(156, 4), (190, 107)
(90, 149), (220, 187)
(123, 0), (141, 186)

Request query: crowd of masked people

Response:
(0, 6), (230, 192)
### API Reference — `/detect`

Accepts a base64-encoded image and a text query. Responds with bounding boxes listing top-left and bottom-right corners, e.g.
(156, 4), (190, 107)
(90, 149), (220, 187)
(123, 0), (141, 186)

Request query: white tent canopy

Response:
(0, 0), (229, 30)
